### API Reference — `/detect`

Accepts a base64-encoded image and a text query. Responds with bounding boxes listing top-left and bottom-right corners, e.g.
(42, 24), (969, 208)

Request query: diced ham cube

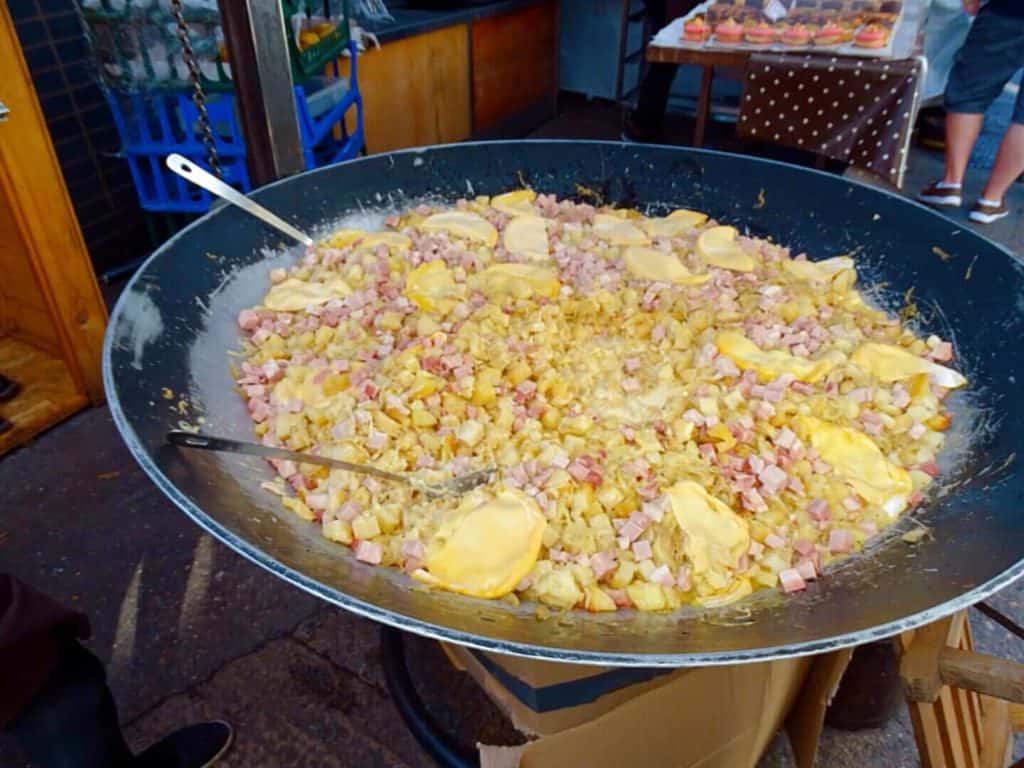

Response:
(842, 496), (862, 511)
(641, 499), (666, 523)
(908, 422), (926, 440)
(741, 488), (768, 513)
(758, 465), (789, 495)
(764, 532), (786, 549)
(860, 521), (878, 535)
(892, 385), (911, 409)
(908, 490), (925, 507)
(917, 460), (940, 478)
(929, 341), (953, 362)
(807, 498), (830, 522)
(606, 588), (632, 608)
(337, 501), (362, 521)
(366, 431), (388, 451)
(812, 458), (831, 474)
(774, 427), (797, 450)
(238, 308), (260, 331)
(621, 377), (641, 393)
(747, 455), (766, 475)
(624, 357), (642, 373)
(632, 540), (653, 561)
(698, 443), (717, 462)
(779, 568), (807, 593)
(649, 565), (675, 587)
(620, 519), (646, 543)
(791, 381), (815, 395)
(590, 550), (617, 580)
(794, 538), (816, 556)
(748, 540), (765, 557)
(401, 539), (425, 561)
(828, 529), (855, 554)
(304, 493), (329, 510)
(795, 558), (817, 581)
(354, 541), (383, 564)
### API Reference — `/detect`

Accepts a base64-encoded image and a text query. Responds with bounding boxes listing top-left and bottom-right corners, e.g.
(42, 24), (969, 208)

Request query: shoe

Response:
(0, 417), (11, 435)
(133, 720), (233, 767)
(917, 180), (962, 208)
(969, 198), (1009, 224)
(0, 374), (18, 402)
(621, 115), (663, 144)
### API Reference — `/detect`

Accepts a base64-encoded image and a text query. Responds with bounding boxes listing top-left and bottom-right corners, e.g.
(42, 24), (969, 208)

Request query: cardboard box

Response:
(442, 643), (852, 768)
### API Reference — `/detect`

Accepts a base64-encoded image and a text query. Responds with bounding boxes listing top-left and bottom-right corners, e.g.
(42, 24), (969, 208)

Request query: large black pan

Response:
(104, 141), (1024, 666)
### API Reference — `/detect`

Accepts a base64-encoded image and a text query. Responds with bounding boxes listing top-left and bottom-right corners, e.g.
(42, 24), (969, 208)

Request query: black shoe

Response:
(0, 374), (18, 402)
(0, 416), (11, 435)
(133, 721), (233, 767)
(621, 114), (664, 144)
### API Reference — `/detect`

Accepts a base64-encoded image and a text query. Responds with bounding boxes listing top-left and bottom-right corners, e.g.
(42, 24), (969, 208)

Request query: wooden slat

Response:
(0, 336), (87, 456)
(0, 3), (107, 403)
(978, 696), (1012, 768)
(937, 685), (970, 768)
(470, 1), (558, 134)
(338, 24), (471, 153)
(909, 697), (948, 768)
(953, 685), (982, 765)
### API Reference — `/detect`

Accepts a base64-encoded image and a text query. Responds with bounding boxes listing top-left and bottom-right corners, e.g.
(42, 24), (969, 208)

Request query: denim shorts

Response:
(944, 2), (1024, 123)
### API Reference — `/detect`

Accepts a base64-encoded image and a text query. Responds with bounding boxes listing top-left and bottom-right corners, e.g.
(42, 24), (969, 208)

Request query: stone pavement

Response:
(2, 116), (1024, 767)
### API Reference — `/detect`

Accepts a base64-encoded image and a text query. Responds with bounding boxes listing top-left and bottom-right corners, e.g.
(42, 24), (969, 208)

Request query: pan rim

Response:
(102, 139), (1024, 666)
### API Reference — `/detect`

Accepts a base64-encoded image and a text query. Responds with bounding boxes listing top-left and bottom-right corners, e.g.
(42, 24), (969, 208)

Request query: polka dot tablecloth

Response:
(737, 53), (923, 186)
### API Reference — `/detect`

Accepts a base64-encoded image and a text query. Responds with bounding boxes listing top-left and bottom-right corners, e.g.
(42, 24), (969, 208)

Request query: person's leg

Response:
(942, 112), (985, 186)
(979, 101), (1024, 204)
(7, 642), (133, 768)
(625, 0), (688, 142)
(920, 4), (1022, 206)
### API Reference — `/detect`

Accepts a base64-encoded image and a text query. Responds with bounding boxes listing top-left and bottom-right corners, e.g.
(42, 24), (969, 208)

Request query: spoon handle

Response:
(166, 430), (412, 487)
(165, 153), (314, 247)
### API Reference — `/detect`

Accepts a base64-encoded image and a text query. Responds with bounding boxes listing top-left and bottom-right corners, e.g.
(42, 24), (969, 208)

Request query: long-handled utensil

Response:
(167, 430), (495, 499)
(165, 153), (314, 247)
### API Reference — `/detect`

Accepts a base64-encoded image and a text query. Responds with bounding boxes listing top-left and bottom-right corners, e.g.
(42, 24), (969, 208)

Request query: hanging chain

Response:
(169, 0), (222, 178)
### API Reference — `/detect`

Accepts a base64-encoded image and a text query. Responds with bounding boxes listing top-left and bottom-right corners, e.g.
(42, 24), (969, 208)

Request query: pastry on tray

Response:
(683, 15), (712, 43)
(781, 23), (812, 46)
(715, 17), (745, 43)
(814, 20), (851, 45)
(853, 22), (890, 48)
(745, 20), (778, 45)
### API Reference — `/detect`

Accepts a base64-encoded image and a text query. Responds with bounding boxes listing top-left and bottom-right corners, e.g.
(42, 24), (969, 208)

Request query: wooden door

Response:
(0, 2), (107, 452)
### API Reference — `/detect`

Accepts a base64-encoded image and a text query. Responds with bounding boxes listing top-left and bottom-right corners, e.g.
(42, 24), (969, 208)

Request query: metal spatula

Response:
(166, 430), (495, 499)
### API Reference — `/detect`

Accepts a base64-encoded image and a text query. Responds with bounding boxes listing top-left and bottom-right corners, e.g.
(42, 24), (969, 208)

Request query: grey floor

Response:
(2, 97), (1024, 767)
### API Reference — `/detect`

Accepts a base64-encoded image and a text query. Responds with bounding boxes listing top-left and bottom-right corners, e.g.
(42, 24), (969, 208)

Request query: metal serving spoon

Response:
(165, 153), (315, 247)
(166, 430), (495, 499)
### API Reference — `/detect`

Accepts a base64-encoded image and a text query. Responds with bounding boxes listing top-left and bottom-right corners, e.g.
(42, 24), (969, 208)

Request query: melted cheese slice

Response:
(795, 416), (913, 513)
(263, 277), (352, 311)
(414, 489), (546, 598)
(472, 263), (560, 301)
(592, 213), (650, 246)
(491, 189), (537, 217)
(666, 481), (750, 591)
(851, 342), (966, 389)
(641, 209), (709, 238)
(404, 261), (465, 313)
(696, 226), (755, 272)
(503, 216), (550, 261)
(783, 256), (855, 282)
(421, 211), (498, 246)
(356, 231), (412, 251)
(622, 246), (710, 285)
(715, 330), (844, 383)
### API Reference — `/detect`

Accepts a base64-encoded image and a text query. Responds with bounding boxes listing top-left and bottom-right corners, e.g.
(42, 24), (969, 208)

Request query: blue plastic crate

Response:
(105, 41), (364, 214)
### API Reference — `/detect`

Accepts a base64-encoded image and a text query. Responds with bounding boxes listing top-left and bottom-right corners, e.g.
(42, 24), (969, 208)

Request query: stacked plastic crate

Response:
(80, 0), (364, 213)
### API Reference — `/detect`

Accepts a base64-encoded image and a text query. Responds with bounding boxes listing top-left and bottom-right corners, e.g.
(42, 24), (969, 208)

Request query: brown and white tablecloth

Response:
(737, 53), (923, 186)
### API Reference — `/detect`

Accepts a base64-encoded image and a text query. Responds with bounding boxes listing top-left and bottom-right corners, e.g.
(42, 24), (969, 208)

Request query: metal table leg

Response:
(380, 627), (478, 768)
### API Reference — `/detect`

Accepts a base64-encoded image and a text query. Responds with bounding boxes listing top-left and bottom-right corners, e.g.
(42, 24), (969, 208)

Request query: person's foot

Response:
(0, 416), (11, 435)
(621, 114), (663, 144)
(968, 198), (1009, 224)
(133, 720), (233, 767)
(0, 374), (19, 402)
(917, 180), (963, 208)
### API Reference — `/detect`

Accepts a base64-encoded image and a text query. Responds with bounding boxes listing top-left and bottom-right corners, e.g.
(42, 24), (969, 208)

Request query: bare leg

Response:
(942, 112), (985, 186)
(980, 123), (1024, 203)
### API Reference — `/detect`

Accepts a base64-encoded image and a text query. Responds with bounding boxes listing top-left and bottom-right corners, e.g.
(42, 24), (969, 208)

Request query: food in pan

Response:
(683, 15), (712, 43)
(714, 18), (745, 44)
(814, 21), (850, 45)
(745, 21), (778, 45)
(233, 191), (966, 612)
(854, 23), (889, 48)
(781, 23), (812, 46)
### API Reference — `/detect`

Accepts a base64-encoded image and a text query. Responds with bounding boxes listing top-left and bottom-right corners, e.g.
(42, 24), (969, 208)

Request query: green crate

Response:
(79, 0), (350, 92)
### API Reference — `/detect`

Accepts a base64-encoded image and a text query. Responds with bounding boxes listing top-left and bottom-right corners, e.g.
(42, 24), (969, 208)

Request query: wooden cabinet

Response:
(471, 0), (559, 136)
(342, 0), (558, 153)
(0, 3), (107, 455)
(342, 24), (471, 154)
